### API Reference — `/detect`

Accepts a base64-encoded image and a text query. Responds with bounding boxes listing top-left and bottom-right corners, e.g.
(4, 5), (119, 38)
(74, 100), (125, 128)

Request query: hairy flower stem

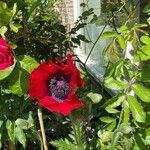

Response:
(72, 123), (84, 150)
(70, 115), (84, 150)
(38, 108), (48, 150)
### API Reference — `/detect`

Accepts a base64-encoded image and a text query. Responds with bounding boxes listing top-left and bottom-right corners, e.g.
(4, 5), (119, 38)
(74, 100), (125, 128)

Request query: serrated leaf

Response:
(0, 60), (15, 80)
(17, 55), (39, 73)
(15, 126), (26, 147)
(132, 84), (150, 103)
(100, 117), (116, 123)
(117, 35), (126, 49)
(87, 92), (102, 103)
(51, 139), (78, 150)
(104, 77), (129, 90)
(127, 96), (146, 123)
(102, 31), (117, 38)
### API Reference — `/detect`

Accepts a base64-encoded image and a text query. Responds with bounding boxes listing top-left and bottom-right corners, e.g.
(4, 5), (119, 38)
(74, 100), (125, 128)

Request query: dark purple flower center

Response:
(49, 76), (71, 102)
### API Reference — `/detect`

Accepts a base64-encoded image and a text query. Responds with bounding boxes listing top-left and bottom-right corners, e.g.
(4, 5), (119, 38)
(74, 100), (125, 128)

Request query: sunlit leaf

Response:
(15, 126), (26, 147)
(6, 120), (15, 142)
(132, 84), (150, 103)
(127, 96), (146, 122)
(87, 92), (102, 103)
(117, 35), (126, 50)
(0, 60), (16, 80)
(100, 117), (116, 123)
(0, 26), (7, 37)
(146, 128), (150, 145)
(123, 101), (130, 124)
(9, 23), (18, 33)
(135, 45), (150, 61)
(17, 55), (39, 73)
(110, 131), (122, 150)
(9, 63), (29, 96)
(102, 31), (117, 38)
(98, 130), (113, 143)
(104, 77), (129, 90)
(140, 36), (150, 45)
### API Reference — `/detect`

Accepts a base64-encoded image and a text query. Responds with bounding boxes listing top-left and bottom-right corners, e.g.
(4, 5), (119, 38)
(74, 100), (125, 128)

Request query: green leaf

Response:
(77, 34), (90, 42)
(51, 139), (78, 150)
(103, 94), (125, 108)
(132, 84), (150, 103)
(12, 3), (17, 16)
(0, 60), (15, 80)
(0, 26), (7, 37)
(98, 131), (113, 143)
(134, 133), (146, 150)
(135, 45), (150, 61)
(9, 63), (29, 96)
(100, 117), (116, 123)
(140, 36), (150, 44)
(119, 123), (133, 134)
(117, 35), (126, 49)
(6, 120), (15, 142)
(87, 92), (102, 103)
(127, 96), (146, 122)
(102, 31), (117, 38)
(0, 120), (3, 128)
(0, 2), (12, 27)
(146, 128), (150, 145)
(140, 65), (150, 82)
(120, 25), (128, 33)
(15, 126), (26, 147)
(17, 55), (39, 73)
(105, 107), (120, 114)
(123, 101), (130, 124)
(106, 120), (116, 131)
(134, 23), (148, 28)
(110, 131), (122, 150)
(71, 37), (80, 45)
(9, 23), (18, 33)
(15, 118), (33, 130)
(104, 77), (129, 90)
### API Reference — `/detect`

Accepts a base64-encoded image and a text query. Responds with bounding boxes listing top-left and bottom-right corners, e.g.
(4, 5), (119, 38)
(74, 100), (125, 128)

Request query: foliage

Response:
(0, 0), (150, 150)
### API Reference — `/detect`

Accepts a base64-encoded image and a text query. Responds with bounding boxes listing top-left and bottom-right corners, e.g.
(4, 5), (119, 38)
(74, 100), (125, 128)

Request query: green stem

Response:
(70, 116), (84, 150)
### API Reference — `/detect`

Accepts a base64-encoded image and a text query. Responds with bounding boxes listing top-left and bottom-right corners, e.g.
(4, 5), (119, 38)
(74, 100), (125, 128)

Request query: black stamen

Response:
(49, 76), (71, 102)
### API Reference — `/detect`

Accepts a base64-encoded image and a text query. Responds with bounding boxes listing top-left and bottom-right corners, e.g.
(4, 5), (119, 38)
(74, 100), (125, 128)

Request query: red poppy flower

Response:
(29, 54), (85, 116)
(0, 38), (14, 70)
